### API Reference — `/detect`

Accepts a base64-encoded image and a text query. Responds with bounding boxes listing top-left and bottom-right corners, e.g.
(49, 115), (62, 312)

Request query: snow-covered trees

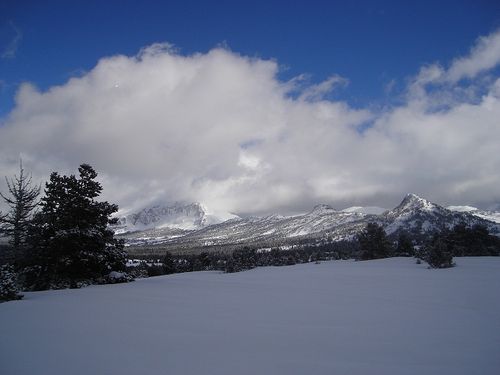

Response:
(0, 161), (40, 257)
(26, 164), (126, 289)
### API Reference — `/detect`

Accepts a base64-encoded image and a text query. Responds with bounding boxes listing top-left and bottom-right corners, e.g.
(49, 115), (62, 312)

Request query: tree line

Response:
(127, 240), (356, 278)
(355, 221), (500, 268)
(125, 220), (500, 279)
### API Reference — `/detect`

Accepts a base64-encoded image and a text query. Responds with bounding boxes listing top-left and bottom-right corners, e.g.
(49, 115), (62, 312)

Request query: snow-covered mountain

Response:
(119, 194), (500, 251)
(378, 193), (496, 238)
(341, 206), (388, 215)
(113, 202), (239, 234)
(183, 203), (370, 246)
(447, 205), (500, 224)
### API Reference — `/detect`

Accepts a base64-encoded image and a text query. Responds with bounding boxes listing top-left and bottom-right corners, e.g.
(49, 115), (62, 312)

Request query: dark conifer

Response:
(27, 164), (125, 289)
(396, 231), (414, 256)
(357, 222), (392, 260)
(0, 264), (23, 301)
(424, 234), (454, 268)
(0, 161), (40, 258)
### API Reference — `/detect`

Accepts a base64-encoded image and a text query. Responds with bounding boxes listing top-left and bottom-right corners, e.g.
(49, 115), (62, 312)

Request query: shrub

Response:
(0, 264), (23, 302)
(425, 237), (454, 269)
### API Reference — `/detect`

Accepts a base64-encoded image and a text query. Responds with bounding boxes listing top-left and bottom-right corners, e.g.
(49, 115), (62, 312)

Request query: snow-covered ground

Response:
(1, 257), (500, 375)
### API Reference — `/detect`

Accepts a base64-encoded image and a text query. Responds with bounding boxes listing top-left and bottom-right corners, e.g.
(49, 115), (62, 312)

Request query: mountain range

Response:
(116, 194), (500, 253)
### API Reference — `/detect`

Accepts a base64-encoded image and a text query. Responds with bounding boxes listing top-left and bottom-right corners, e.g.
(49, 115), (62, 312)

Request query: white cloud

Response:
(411, 29), (500, 89)
(447, 30), (500, 82)
(298, 75), (348, 101)
(1, 31), (500, 215)
(1, 22), (22, 59)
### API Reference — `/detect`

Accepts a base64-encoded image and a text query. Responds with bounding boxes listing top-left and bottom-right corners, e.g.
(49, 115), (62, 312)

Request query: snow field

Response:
(1, 257), (500, 375)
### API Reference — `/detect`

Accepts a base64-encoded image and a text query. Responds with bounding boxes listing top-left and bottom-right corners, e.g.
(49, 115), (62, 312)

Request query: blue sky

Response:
(1, 1), (500, 214)
(1, 1), (499, 116)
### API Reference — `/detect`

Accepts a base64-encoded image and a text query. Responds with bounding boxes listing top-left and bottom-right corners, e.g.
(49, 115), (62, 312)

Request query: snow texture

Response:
(113, 202), (239, 233)
(118, 194), (500, 249)
(447, 205), (500, 224)
(1, 257), (500, 375)
(341, 206), (388, 215)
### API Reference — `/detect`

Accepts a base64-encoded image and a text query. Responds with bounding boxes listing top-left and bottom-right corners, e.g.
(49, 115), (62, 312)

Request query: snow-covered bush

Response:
(99, 271), (134, 284)
(0, 264), (23, 302)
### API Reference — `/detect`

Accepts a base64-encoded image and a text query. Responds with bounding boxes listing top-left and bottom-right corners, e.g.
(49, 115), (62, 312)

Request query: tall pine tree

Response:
(0, 161), (40, 258)
(27, 164), (125, 289)
(357, 222), (393, 260)
(395, 231), (414, 256)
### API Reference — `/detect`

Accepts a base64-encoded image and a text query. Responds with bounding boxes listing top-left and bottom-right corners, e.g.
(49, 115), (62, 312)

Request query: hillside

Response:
(120, 194), (500, 253)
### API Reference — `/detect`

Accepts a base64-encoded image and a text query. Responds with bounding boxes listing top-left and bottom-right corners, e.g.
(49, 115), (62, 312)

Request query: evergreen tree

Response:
(27, 164), (126, 289)
(424, 234), (454, 268)
(395, 231), (414, 256)
(448, 223), (500, 256)
(0, 210), (5, 237)
(0, 264), (23, 301)
(162, 251), (175, 274)
(0, 161), (40, 257)
(421, 223), (500, 266)
(357, 222), (392, 260)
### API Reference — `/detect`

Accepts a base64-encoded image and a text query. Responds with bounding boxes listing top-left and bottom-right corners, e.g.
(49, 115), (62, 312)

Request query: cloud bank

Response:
(1, 31), (500, 215)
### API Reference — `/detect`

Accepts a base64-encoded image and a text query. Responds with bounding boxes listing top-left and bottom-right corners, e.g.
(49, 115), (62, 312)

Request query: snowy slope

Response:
(169, 204), (369, 247)
(342, 206), (388, 215)
(113, 202), (239, 233)
(447, 205), (500, 224)
(118, 194), (500, 249)
(1, 257), (500, 375)
(379, 193), (499, 237)
(183, 194), (499, 246)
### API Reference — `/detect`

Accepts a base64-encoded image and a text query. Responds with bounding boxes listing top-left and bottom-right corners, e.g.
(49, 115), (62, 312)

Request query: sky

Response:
(0, 1), (500, 215)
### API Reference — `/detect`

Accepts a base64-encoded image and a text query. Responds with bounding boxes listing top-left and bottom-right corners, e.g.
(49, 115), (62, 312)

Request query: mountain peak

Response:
(398, 193), (435, 211)
(403, 192), (423, 201)
(114, 201), (238, 233)
(310, 204), (336, 214)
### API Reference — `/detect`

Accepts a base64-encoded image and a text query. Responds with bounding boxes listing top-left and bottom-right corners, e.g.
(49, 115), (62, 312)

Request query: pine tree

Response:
(0, 264), (23, 301)
(0, 161), (40, 257)
(357, 222), (392, 260)
(424, 234), (454, 268)
(27, 164), (126, 289)
(395, 231), (414, 256)
(162, 252), (175, 274)
(0, 210), (5, 236)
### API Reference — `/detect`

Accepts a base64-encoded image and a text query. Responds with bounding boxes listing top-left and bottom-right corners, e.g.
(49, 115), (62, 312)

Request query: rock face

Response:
(113, 202), (239, 234)
(118, 194), (500, 249)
